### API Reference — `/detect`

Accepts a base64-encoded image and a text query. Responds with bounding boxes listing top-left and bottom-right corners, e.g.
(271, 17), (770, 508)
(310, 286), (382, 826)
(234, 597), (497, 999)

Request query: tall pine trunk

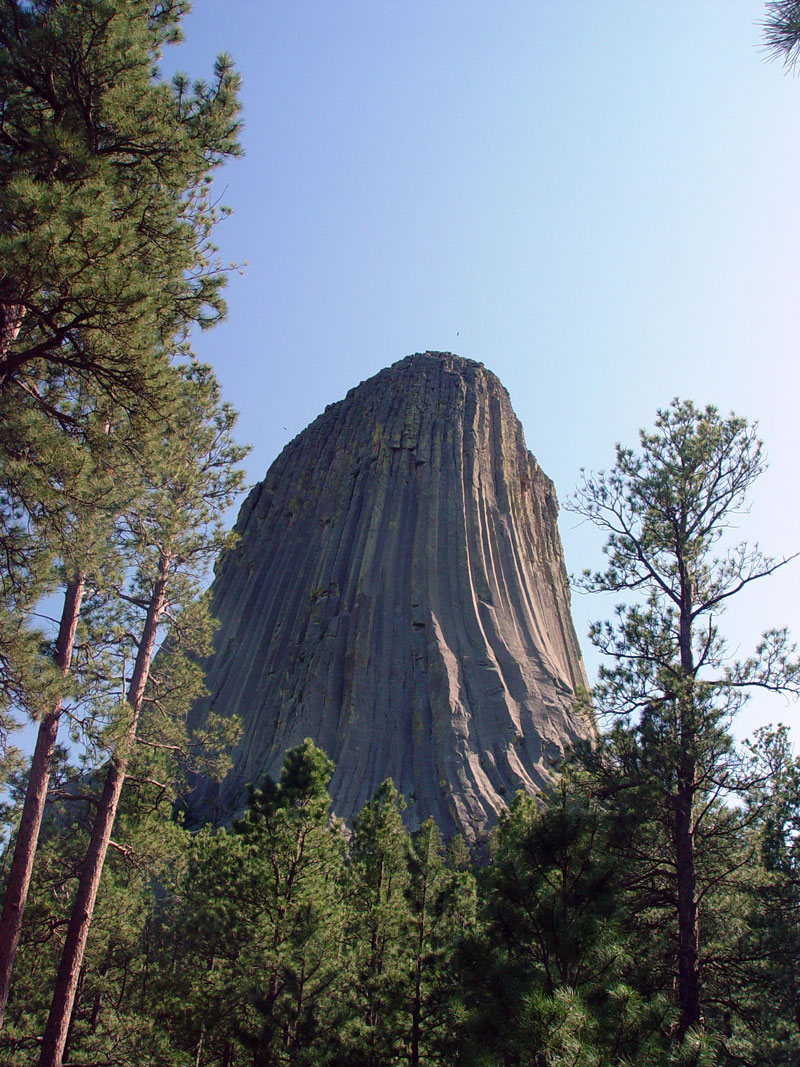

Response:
(675, 593), (702, 1039)
(38, 559), (170, 1067)
(0, 572), (85, 1029)
(0, 302), (25, 381)
(675, 780), (701, 1038)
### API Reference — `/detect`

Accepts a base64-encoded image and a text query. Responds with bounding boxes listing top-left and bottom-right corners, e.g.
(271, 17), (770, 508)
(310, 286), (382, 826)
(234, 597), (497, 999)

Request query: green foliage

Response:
(460, 773), (674, 1067)
(75, 361), (247, 762)
(6, 726), (798, 1066)
(344, 779), (413, 1064)
(405, 817), (476, 1066)
(337, 786), (477, 1066)
(719, 727), (800, 1064)
(0, 767), (192, 1066)
(155, 740), (351, 1067)
(0, 0), (242, 391)
(763, 1), (800, 68)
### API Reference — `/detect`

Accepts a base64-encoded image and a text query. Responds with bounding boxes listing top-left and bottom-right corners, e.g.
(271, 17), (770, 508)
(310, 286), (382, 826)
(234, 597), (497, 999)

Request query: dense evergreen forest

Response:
(2, 1), (800, 1065)
(2, 723), (800, 1066)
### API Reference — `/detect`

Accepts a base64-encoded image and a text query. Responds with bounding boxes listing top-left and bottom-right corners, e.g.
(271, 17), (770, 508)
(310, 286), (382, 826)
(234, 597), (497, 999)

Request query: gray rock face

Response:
(189, 352), (590, 841)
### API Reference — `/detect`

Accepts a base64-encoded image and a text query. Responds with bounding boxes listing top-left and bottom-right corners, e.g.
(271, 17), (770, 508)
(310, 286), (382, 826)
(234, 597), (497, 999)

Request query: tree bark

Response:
(0, 572), (84, 1030)
(38, 559), (170, 1067)
(61, 960), (87, 1065)
(675, 576), (702, 1040)
(0, 302), (25, 383)
(675, 780), (701, 1038)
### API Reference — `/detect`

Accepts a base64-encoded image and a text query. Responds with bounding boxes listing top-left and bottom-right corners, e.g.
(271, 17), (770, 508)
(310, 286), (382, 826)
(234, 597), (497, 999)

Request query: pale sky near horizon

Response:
(164, 0), (800, 742)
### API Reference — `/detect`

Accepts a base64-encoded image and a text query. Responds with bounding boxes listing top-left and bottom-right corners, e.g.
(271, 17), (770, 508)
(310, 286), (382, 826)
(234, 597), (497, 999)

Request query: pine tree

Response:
(158, 740), (349, 1067)
(569, 399), (799, 1041)
(345, 780), (413, 1065)
(460, 775), (675, 1067)
(405, 817), (475, 1067)
(0, 0), (242, 1025)
(0, 403), (147, 1026)
(0, 767), (192, 1066)
(0, 0), (241, 399)
(763, 0), (800, 68)
(726, 727), (800, 1063)
(233, 742), (349, 1066)
(38, 363), (246, 1067)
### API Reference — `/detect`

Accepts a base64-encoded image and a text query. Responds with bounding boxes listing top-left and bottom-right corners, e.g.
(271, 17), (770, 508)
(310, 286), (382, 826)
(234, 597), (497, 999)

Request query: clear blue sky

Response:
(167, 0), (800, 741)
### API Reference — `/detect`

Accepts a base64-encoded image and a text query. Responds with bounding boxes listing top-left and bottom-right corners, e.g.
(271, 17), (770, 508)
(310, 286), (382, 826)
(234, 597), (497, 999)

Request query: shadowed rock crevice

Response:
(188, 352), (590, 841)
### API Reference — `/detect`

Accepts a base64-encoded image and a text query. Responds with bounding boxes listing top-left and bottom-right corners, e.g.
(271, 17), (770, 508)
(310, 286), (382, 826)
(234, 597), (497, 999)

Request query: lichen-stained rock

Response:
(188, 352), (590, 842)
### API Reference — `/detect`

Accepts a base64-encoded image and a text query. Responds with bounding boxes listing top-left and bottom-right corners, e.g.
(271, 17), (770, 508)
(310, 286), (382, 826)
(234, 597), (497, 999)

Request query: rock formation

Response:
(188, 352), (590, 841)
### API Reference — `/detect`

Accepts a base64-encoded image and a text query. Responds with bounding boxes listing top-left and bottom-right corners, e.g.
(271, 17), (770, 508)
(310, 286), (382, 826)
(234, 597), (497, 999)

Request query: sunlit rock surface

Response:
(188, 352), (590, 841)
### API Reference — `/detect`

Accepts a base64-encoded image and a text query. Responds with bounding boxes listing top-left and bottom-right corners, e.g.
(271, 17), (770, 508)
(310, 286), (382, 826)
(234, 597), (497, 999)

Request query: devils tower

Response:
(189, 352), (589, 841)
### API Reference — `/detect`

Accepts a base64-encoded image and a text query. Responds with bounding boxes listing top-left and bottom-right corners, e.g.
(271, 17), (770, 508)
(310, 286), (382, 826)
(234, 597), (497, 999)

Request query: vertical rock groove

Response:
(189, 352), (590, 841)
